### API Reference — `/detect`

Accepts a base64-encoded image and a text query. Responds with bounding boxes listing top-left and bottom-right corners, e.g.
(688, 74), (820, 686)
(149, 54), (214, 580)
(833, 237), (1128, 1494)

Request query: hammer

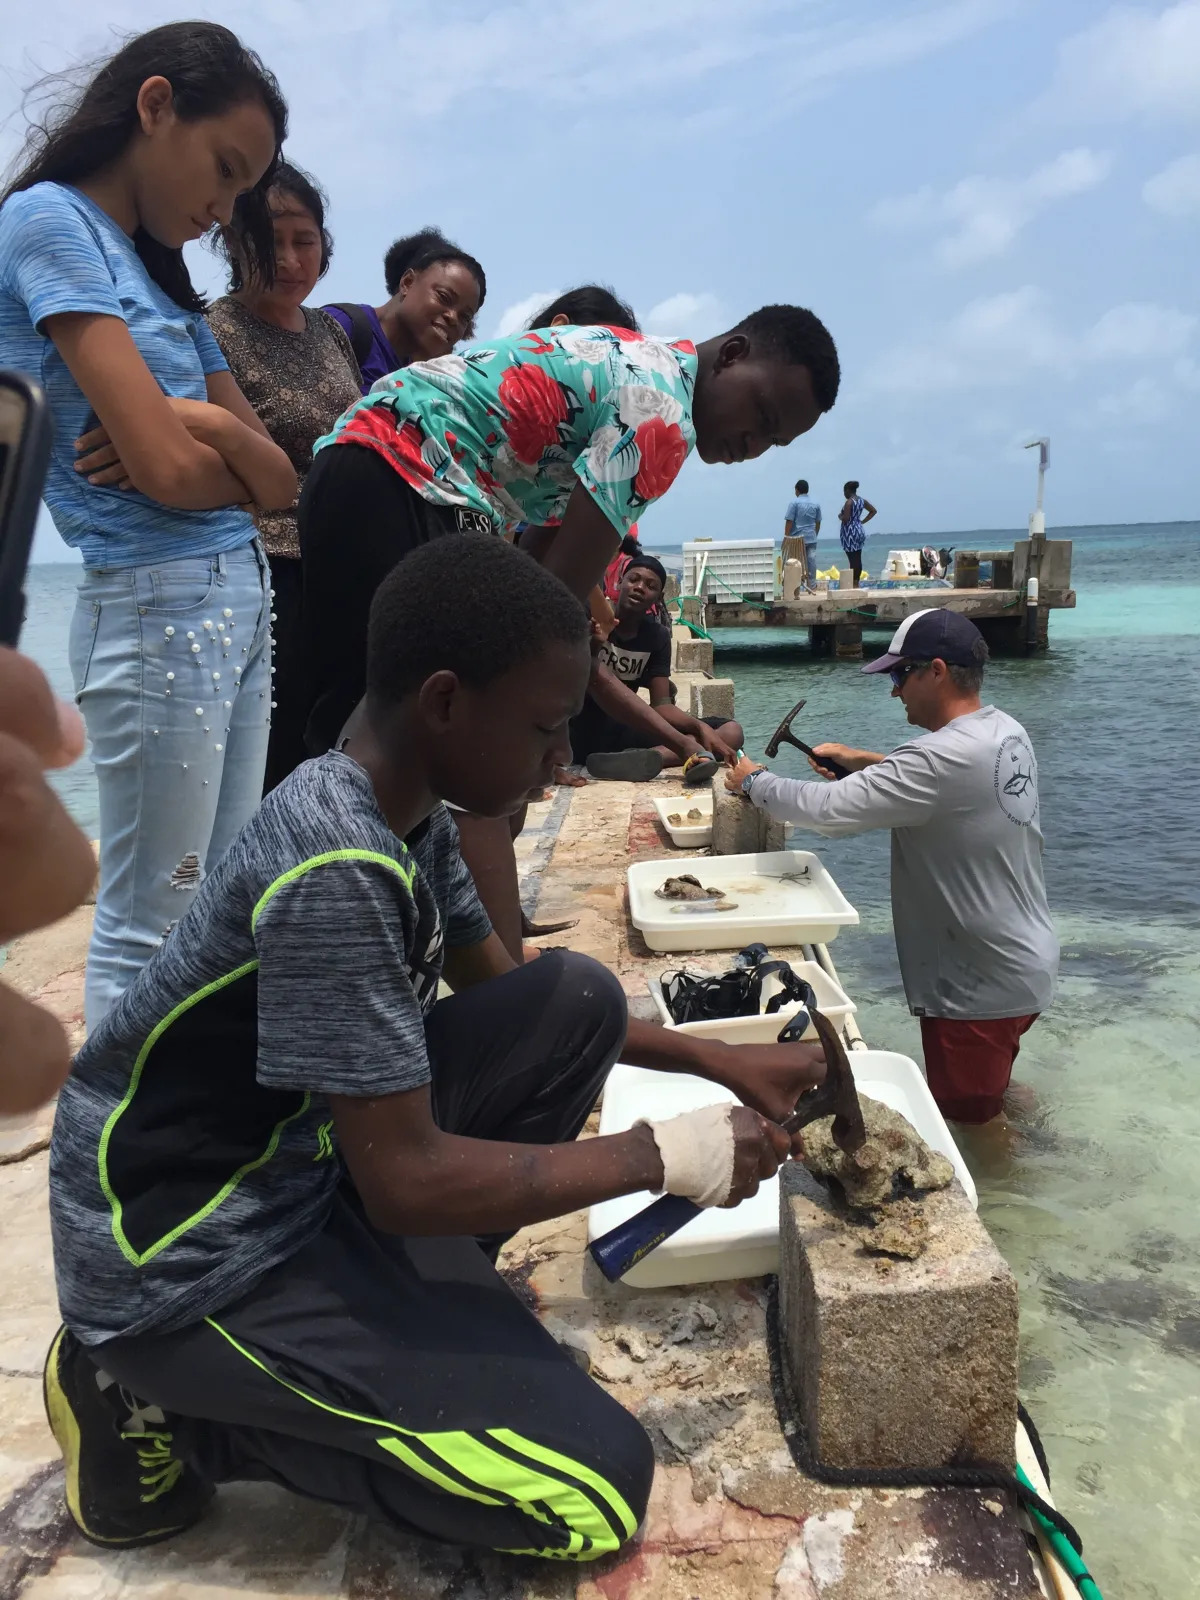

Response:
(764, 697), (851, 780)
(589, 996), (867, 1282)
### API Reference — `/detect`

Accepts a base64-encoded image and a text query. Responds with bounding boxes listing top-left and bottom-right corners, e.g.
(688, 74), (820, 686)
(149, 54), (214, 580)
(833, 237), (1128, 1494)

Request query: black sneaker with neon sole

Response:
(43, 1326), (214, 1547)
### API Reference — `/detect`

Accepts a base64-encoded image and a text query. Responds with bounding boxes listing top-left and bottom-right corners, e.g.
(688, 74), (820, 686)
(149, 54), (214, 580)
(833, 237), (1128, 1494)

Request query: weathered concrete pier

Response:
(676, 537), (1076, 657)
(0, 774), (1065, 1599)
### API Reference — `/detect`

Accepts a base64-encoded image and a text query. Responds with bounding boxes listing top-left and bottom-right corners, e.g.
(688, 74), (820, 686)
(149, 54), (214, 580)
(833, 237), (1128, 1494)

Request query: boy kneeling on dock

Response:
(45, 536), (824, 1562)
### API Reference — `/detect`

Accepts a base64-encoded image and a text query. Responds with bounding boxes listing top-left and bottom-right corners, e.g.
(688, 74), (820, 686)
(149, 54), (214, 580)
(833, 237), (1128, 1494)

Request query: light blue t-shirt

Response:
(0, 182), (255, 569)
(786, 495), (821, 540)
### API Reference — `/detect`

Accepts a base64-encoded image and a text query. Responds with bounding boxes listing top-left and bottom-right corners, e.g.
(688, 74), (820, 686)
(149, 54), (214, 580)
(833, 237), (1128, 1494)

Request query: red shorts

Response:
(919, 1014), (1038, 1125)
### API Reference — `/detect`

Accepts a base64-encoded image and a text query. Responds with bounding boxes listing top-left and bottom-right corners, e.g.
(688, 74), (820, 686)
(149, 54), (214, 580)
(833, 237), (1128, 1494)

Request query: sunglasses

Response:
(889, 660), (927, 689)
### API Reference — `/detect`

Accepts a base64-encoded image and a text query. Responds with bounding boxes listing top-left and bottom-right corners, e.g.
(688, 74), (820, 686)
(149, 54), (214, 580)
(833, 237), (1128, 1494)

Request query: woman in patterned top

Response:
(209, 162), (362, 790)
(838, 478), (878, 588)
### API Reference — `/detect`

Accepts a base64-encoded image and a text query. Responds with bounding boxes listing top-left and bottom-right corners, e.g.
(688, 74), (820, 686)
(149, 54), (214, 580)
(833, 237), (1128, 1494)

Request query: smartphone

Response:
(0, 371), (53, 648)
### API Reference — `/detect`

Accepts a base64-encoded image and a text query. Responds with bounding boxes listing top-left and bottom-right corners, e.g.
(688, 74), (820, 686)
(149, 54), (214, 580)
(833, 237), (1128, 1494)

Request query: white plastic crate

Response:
(683, 539), (777, 602)
(628, 850), (859, 951)
(589, 1045), (976, 1287)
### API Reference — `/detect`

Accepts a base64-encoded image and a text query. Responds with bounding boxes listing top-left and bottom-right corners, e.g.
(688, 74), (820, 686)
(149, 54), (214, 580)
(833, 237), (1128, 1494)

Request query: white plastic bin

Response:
(647, 958), (855, 1040)
(885, 548), (922, 578)
(651, 793), (713, 848)
(588, 1043), (975, 1288)
(628, 850), (859, 952)
(683, 540), (776, 602)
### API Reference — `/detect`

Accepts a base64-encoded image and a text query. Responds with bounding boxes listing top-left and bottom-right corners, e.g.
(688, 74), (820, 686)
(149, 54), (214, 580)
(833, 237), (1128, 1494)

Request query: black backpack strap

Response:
(323, 303), (375, 368)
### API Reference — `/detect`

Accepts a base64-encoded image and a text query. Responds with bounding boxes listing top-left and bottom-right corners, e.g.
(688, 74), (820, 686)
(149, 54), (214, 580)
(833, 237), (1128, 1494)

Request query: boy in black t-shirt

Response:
(570, 555), (744, 780)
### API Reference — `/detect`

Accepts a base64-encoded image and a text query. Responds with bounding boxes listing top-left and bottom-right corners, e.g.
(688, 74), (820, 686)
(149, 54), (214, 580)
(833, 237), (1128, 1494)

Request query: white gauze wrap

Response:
(636, 1103), (736, 1208)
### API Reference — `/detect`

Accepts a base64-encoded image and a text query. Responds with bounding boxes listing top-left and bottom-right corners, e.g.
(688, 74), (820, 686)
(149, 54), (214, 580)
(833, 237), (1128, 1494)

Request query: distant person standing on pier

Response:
(784, 478), (821, 582)
(726, 609), (1058, 1125)
(838, 479), (876, 587)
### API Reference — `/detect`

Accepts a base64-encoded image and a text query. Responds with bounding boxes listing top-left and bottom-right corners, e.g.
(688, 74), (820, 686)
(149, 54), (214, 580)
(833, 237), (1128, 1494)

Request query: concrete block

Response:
(690, 676), (735, 722)
(675, 636), (714, 674)
(710, 774), (762, 855)
(778, 1164), (1018, 1471)
(761, 812), (788, 851)
(711, 773), (784, 854)
(1013, 538), (1073, 592)
(833, 620), (863, 660)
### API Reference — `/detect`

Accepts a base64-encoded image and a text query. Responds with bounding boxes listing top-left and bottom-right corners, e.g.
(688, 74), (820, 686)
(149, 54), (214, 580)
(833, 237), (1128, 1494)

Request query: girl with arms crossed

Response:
(0, 23), (296, 1027)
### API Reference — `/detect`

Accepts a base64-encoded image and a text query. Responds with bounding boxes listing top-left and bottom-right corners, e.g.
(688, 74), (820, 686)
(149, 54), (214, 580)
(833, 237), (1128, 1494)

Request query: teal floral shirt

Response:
(314, 324), (698, 535)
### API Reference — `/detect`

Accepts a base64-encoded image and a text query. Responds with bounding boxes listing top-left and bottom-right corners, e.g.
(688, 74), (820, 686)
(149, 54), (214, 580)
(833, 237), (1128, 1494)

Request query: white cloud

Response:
(641, 292), (723, 339)
(770, 0), (1011, 93)
(871, 149), (1111, 268)
(1095, 376), (1172, 422)
(866, 287), (1196, 393)
(490, 292), (558, 340)
(1081, 301), (1197, 359)
(0, 0), (1011, 199)
(1042, 1), (1200, 123)
(1143, 151), (1200, 215)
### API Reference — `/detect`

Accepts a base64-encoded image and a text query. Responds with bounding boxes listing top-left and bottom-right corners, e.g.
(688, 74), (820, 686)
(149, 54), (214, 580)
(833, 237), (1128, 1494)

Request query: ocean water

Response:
(20, 522), (1200, 1597)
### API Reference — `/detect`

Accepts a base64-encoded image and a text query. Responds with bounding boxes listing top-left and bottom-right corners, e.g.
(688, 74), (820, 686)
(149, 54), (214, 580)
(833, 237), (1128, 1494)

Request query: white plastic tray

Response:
(648, 959), (855, 1042)
(651, 793), (713, 848)
(589, 1042), (975, 1289)
(628, 850), (859, 952)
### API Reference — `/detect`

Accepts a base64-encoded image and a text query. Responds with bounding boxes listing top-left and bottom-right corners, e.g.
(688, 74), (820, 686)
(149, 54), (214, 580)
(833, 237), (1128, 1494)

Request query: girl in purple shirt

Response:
(323, 227), (485, 390)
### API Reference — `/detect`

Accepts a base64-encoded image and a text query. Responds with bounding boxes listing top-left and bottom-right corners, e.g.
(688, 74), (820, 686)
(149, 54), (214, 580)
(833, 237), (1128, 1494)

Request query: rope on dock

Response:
(667, 596), (714, 640)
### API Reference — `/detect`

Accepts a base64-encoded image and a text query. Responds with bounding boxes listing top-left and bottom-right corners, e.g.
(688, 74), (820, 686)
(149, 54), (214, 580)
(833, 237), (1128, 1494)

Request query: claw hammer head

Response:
(780, 1003), (867, 1154)
(764, 697), (808, 761)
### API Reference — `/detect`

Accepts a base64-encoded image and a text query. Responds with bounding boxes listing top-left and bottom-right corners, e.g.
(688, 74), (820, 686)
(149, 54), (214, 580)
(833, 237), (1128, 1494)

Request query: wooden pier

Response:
(675, 537), (1076, 657)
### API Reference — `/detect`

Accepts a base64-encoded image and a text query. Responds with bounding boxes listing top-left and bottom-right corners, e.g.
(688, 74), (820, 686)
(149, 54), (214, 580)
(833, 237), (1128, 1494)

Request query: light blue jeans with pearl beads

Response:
(69, 540), (272, 1030)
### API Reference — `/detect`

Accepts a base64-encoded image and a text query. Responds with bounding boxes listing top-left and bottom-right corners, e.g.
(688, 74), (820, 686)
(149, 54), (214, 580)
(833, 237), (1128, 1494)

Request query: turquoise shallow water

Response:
(22, 522), (1200, 1597)
(670, 522), (1200, 1599)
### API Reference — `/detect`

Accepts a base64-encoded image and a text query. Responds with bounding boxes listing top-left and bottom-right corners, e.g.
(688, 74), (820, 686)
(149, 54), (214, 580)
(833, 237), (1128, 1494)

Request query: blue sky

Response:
(5, 0), (1199, 559)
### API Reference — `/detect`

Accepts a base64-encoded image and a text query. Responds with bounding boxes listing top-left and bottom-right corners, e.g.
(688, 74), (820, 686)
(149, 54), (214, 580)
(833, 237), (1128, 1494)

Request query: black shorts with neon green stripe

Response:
(94, 1182), (653, 1561)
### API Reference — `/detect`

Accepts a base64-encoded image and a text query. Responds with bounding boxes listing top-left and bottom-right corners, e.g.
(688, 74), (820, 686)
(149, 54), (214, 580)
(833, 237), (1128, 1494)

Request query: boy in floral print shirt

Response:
(297, 305), (839, 760)
(315, 323), (696, 536)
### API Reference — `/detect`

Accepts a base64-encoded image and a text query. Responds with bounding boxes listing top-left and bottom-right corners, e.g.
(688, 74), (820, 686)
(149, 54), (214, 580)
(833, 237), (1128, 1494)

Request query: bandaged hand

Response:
(636, 1103), (793, 1208)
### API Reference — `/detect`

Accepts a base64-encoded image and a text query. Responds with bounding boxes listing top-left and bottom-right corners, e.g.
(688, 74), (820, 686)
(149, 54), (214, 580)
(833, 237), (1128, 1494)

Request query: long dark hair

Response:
(383, 227), (486, 305)
(218, 158), (331, 292)
(3, 22), (287, 312)
(530, 286), (639, 331)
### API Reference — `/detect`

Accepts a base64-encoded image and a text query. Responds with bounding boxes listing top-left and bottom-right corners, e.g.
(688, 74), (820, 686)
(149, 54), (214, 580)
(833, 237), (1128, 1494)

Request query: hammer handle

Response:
(794, 739), (850, 780)
(589, 1193), (703, 1282)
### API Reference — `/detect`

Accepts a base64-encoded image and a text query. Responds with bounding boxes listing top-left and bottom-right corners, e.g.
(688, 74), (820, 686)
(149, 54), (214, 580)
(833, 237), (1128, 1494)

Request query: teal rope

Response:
(667, 595), (714, 641)
(701, 568), (774, 609)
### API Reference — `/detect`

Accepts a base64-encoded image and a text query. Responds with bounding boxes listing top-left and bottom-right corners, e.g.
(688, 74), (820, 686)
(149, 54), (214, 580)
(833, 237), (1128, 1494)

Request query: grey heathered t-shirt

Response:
(49, 753), (492, 1346)
(748, 706), (1058, 1020)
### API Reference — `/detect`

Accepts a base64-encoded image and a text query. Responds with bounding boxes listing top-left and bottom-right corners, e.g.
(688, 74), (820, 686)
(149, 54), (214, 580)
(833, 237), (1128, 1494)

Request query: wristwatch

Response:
(740, 767), (764, 797)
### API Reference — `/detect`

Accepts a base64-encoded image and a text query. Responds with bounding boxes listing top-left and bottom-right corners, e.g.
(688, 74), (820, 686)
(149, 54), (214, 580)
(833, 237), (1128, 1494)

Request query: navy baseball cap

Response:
(861, 608), (986, 675)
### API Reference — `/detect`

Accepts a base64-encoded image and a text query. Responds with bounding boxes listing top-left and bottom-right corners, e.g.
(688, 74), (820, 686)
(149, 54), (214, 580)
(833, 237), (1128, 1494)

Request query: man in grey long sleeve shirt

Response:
(727, 609), (1058, 1124)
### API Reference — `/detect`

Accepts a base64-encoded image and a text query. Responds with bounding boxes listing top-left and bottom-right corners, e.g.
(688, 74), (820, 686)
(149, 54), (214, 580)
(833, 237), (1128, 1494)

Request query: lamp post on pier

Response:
(1023, 438), (1049, 650)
